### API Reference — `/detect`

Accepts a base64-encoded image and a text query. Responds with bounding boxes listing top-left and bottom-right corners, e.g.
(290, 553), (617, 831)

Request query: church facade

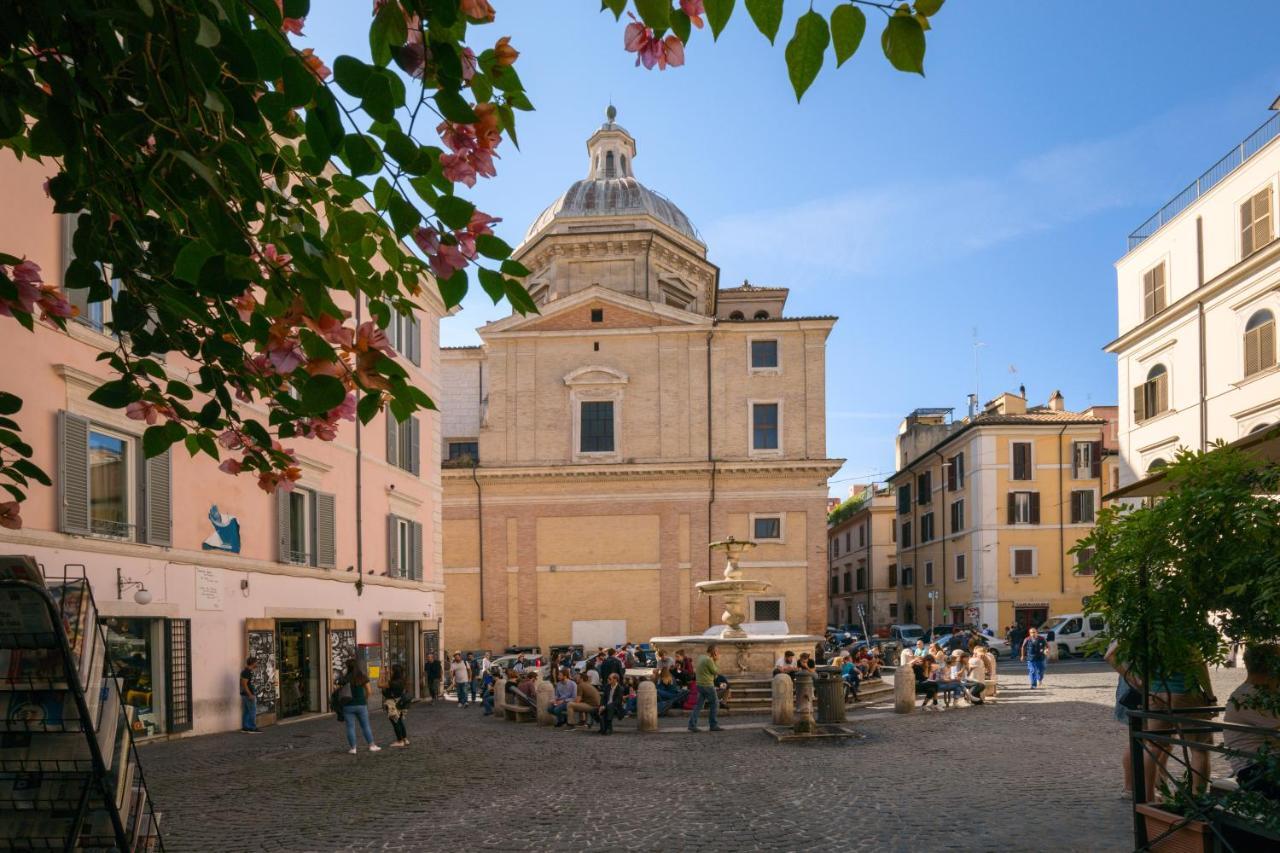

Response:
(439, 110), (841, 652)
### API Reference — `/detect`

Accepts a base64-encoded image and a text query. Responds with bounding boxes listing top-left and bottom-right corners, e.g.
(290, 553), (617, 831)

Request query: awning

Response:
(1103, 427), (1280, 500)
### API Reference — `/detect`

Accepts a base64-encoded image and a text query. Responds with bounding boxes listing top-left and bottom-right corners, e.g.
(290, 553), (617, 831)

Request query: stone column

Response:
(771, 673), (794, 726)
(894, 665), (915, 714)
(535, 680), (555, 726)
(637, 681), (658, 732)
(793, 671), (816, 735)
(493, 678), (506, 716)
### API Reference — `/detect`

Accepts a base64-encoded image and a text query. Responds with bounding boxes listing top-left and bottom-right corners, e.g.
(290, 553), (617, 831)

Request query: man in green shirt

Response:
(689, 644), (724, 732)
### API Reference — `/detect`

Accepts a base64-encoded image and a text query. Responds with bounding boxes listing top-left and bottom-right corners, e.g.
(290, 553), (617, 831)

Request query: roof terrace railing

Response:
(1127, 111), (1280, 252)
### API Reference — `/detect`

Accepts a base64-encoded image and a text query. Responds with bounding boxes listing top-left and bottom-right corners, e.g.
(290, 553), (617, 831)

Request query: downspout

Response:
(1058, 423), (1068, 596)
(934, 451), (947, 622)
(644, 235), (655, 303)
(705, 325), (717, 628)
(1196, 215), (1207, 451)
(474, 360), (485, 623)
(354, 298), (365, 596)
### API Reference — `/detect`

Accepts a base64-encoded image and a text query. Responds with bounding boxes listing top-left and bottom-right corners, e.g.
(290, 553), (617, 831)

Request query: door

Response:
(1014, 608), (1047, 632)
(244, 618), (279, 726)
(277, 621), (321, 718)
(164, 618), (193, 734)
(382, 620), (415, 691)
(420, 629), (439, 697)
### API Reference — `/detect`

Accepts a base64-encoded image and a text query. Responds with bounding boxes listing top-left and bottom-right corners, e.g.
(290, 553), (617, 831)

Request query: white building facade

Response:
(1107, 100), (1280, 483)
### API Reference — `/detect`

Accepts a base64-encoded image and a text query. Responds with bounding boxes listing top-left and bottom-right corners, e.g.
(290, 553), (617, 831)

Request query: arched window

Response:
(1244, 309), (1276, 377)
(620, 155), (627, 175)
(1249, 421), (1273, 435)
(1147, 458), (1168, 474)
(1134, 363), (1169, 423)
(605, 151), (616, 178)
(728, 311), (744, 320)
(754, 310), (770, 320)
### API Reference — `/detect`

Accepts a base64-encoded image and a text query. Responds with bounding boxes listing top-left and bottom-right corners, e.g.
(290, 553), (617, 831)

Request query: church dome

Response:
(523, 108), (700, 245)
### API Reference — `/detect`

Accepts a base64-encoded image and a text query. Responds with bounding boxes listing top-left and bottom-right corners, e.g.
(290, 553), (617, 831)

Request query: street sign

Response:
(856, 603), (865, 616)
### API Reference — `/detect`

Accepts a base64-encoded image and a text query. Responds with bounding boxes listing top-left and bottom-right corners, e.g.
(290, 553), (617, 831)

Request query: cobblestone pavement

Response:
(140, 660), (1246, 853)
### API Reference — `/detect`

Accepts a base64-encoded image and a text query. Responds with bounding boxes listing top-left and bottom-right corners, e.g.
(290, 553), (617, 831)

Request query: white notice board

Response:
(195, 568), (223, 611)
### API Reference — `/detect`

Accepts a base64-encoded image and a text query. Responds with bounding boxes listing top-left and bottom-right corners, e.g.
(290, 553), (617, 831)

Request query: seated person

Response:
(1224, 643), (1280, 801)
(840, 655), (861, 701)
(480, 666), (499, 716)
(952, 652), (985, 704)
(623, 676), (639, 717)
(912, 656), (939, 709)
(936, 654), (966, 705)
(548, 670), (578, 727)
(512, 672), (538, 709)
(773, 650), (798, 676)
(715, 673), (731, 710)
(569, 673), (601, 727)
(655, 670), (688, 715)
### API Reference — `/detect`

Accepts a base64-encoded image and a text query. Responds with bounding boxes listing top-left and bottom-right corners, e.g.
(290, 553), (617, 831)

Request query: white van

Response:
(1040, 613), (1106, 657)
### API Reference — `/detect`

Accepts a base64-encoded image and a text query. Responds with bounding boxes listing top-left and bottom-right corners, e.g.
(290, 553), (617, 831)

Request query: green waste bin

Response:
(814, 669), (846, 723)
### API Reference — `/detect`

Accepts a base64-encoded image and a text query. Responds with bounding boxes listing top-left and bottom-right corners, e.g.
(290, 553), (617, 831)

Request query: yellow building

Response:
(888, 391), (1118, 634)
(826, 485), (897, 630)
(439, 110), (842, 652)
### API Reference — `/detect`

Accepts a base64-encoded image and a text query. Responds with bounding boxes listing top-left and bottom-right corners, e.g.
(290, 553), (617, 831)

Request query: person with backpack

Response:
(337, 658), (380, 754)
(424, 653), (443, 702)
(1021, 626), (1050, 688)
(450, 652), (471, 707)
(382, 663), (411, 748)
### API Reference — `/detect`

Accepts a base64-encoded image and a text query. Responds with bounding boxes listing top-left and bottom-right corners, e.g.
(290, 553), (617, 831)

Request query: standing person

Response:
(424, 653), (443, 702)
(1010, 624), (1027, 663)
(982, 623), (995, 638)
(1021, 627), (1049, 688)
(1223, 643), (1280, 800)
(337, 659), (380, 754)
(239, 657), (261, 733)
(383, 663), (410, 747)
(480, 666), (498, 716)
(450, 653), (471, 707)
(596, 672), (625, 735)
(1104, 639), (1144, 799)
(598, 648), (625, 685)
(689, 644), (724, 733)
(466, 652), (481, 701)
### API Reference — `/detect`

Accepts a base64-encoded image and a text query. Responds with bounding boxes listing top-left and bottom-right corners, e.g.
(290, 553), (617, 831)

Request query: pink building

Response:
(0, 152), (446, 737)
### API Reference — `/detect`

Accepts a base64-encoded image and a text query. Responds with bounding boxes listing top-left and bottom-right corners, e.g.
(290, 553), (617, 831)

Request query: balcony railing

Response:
(1128, 111), (1280, 252)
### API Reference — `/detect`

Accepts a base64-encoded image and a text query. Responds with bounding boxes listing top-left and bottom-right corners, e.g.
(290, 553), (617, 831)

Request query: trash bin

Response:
(814, 670), (846, 723)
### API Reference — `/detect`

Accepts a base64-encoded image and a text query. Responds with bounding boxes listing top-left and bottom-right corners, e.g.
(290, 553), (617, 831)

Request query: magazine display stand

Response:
(0, 557), (162, 851)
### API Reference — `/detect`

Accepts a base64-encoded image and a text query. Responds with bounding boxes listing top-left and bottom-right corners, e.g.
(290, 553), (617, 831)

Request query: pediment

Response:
(563, 365), (629, 386)
(480, 285), (710, 336)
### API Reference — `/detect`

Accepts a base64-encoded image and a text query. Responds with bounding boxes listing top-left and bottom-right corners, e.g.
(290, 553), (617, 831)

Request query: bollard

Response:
(792, 670), (817, 735)
(771, 673), (794, 726)
(637, 680), (658, 732)
(894, 666), (915, 714)
(535, 680), (555, 726)
(493, 678), (506, 717)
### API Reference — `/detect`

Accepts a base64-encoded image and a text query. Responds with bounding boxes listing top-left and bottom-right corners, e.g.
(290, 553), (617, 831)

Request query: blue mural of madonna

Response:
(202, 505), (241, 554)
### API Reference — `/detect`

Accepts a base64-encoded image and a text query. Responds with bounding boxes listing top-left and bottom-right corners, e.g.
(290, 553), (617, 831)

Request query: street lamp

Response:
(116, 568), (152, 605)
(927, 589), (939, 634)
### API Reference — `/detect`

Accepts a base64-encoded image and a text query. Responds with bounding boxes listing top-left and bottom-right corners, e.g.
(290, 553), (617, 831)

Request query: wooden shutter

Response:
(1012, 443), (1029, 480)
(408, 317), (421, 366)
(1029, 492), (1041, 524)
(1007, 493), (1016, 524)
(1133, 384), (1146, 423)
(315, 491), (336, 569)
(387, 515), (401, 578)
(1014, 550), (1032, 576)
(57, 411), (92, 535)
(244, 618), (278, 725)
(1155, 373), (1169, 414)
(946, 457), (957, 491)
(412, 521), (423, 581)
(1246, 326), (1262, 376)
(143, 449), (172, 546)
(409, 417), (421, 476)
(1090, 441), (1102, 477)
(1070, 491), (1081, 524)
(164, 618), (193, 733)
(1262, 320), (1277, 372)
(1242, 197), (1256, 256)
(386, 415), (399, 468)
(275, 487), (290, 562)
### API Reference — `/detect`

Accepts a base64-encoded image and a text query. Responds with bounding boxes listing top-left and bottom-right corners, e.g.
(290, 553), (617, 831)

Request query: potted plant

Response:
(1076, 437), (1280, 849)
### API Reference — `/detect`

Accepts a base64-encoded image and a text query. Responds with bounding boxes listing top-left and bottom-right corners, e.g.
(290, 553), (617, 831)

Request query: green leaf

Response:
(705, 0), (735, 39)
(343, 134), (380, 176)
(165, 381), (194, 401)
(915, 0), (945, 16)
(434, 195), (476, 230)
(600, 0), (627, 19)
(434, 90), (477, 124)
(280, 55), (317, 108)
(370, 0), (407, 67)
(831, 4), (867, 67)
(357, 392), (382, 425)
(500, 259), (531, 278)
(195, 14), (220, 47)
(361, 74), (396, 123)
(477, 268), (506, 303)
(387, 195), (421, 238)
(0, 393), (21, 415)
(142, 422), (185, 458)
(785, 10), (830, 101)
(300, 374), (347, 415)
(881, 15), (926, 75)
(633, 0), (669, 31)
(438, 268), (468, 308)
(88, 379), (141, 409)
(475, 234), (513, 260)
(504, 279), (539, 316)
(670, 9), (692, 44)
(333, 55), (371, 99)
(10, 459), (51, 487)
(745, 0), (783, 43)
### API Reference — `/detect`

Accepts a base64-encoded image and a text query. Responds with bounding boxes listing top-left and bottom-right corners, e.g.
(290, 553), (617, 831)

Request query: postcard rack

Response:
(0, 558), (162, 851)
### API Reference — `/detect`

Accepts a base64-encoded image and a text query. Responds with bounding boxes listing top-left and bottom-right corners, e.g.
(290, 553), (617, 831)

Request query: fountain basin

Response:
(694, 579), (772, 595)
(650, 633), (824, 676)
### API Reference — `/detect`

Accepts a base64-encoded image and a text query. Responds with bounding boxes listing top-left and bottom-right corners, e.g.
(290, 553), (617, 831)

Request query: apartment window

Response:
(753, 516), (782, 541)
(752, 599), (782, 622)
(856, 565), (866, 591)
(889, 603), (898, 619)
(917, 471), (932, 505)
(1073, 440), (1101, 480)
(1070, 490), (1096, 524)
(830, 575), (838, 595)
(1241, 187), (1273, 257)
(580, 401), (615, 452)
(750, 339), (779, 370)
(858, 525), (865, 548)
(1007, 491), (1040, 525)
(88, 428), (134, 539)
(843, 571), (852, 593)
(831, 537), (839, 558)
(1012, 548), (1035, 577)
(901, 520), (913, 548)
(286, 489), (312, 565)
(751, 403), (779, 451)
(1142, 262), (1167, 320)
(902, 566), (914, 586)
(955, 553), (966, 582)
(1134, 364), (1169, 423)
(1011, 442), (1033, 480)
(844, 531), (851, 551)
(891, 518), (897, 543)
(386, 311), (421, 366)
(590, 308), (604, 323)
(58, 413), (171, 546)
(386, 416), (421, 475)
(1147, 458), (1169, 475)
(947, 452), (965, 491)
(888, 564), (898, 588)
(920, 512), (935, 543)
(729, 311), (744, 320)
(896, 483), (911, 515)
(924, 561), (934, 586)
(447, 441), (478, 464)
(950, 499), (964, 533)
(1076, 547), (1096, 576)
(1244, 309), (1277, 377)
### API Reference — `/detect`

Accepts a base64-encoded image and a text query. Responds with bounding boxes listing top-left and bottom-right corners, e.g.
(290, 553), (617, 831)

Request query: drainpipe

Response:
(1196, 216), (1207, 451)
(354, 298), (364, 596)
(705, 326), (717, 628)
(934, 451), (947, 624)
(473, 359), (485, 624)
(1058, 423), (1068, 596)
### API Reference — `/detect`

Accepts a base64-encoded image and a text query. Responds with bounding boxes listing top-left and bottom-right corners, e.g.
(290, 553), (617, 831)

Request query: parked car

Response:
(932, 631), (1008, 659)
(888, 624), (925, 649)
(1040, 613), (1107, 657)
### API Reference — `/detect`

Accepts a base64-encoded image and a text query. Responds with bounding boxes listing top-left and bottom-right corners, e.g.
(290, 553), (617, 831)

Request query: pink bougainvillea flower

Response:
(42, 178), (52, 198)
(624, 14), (684, 69)
(218, 458), (244, 475)
(303, 358), (349, 381)
(459, 0), (495, 22)
(411, 227), (469, 279)
(125, 400), (172, 426)
(305, 415), (339, 441)
(299, 48), (331, 81)
(681, 0), (705, 28)
(11, 260), (42, 285)
(439, 152), (478, 188)
(493, 36), (519, 67)
(354, 320), (393, 355)
(330, 393), (358, 423)
(1, 261), (43, 317)
(455, 210), (501, 259)
(261, 244), (293, 270)
(141, 134), (157, 155)
(231, 289), (258, 323)
(256, 466), (302, 494)
(460, 47), (478, 82)
(0, 501), (21, 531)
(302, 311), (353, 348)
(217, 429), (245, 450)
(36, 286), (77, 324)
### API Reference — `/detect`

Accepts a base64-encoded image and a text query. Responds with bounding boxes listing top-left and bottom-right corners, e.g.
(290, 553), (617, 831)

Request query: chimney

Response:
(1018, 384), (1026, 399)
(967, 393), (978, 419)
(1047, 390), (1065, 412)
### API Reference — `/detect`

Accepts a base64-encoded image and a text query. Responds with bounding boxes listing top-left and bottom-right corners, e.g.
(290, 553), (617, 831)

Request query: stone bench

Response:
(497, 700), (535, 722)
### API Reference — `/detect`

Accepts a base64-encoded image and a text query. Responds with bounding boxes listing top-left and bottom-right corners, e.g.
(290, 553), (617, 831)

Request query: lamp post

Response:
(927, 589), (939, 635)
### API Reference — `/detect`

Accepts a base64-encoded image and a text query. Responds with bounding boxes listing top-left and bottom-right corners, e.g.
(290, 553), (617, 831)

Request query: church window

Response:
(580, 401), (615, 453)
(591, 308), (604, 323)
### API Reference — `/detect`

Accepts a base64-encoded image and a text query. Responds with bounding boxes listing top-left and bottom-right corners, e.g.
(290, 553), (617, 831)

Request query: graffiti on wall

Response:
(202, 504), (241, 554)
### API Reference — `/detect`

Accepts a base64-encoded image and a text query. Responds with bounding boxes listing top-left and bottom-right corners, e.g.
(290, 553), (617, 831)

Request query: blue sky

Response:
(309, 2), (1280, 492)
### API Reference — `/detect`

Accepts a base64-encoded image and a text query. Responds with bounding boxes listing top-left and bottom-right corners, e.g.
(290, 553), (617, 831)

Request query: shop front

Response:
(100, 615), (192, 738)
(276, 620), (322, 719)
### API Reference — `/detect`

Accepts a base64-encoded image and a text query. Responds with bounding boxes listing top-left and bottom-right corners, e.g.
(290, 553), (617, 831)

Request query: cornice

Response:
(441, 457), (845, 483)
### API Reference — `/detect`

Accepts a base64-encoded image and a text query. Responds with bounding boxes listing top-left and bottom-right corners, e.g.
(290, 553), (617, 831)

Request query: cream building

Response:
(440, 110), (842, 652)
(1108, 98), (1280, 483)
(888, 392), (1118, 635)
(826, 485), (897, 630)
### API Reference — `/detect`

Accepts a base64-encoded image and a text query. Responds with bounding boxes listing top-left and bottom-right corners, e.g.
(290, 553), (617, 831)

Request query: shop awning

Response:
(1103, 427), (1280, 500)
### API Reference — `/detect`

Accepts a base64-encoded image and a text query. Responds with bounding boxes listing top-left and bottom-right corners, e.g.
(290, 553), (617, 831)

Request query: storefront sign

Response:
(195, 568), (223, 611)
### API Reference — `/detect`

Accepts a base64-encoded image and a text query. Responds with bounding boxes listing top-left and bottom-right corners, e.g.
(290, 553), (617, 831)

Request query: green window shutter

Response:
(387, 514), (400, 578)
(143, 449), (172, 546)
(386, 415), (399, 469)
(57, 411), (92, 535)
(276, 487), (290, 562)
(408, 317), (421, 366)
(409, 417), (421, 476)
(1030, 492), (1041, 524)
(315, 492), (336, 569)
(412, 521), (423, 580)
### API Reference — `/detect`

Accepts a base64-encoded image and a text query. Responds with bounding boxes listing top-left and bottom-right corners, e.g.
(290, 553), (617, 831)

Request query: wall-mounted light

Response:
(240, 578), (250, 597)
(116, 568), (152, 605)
